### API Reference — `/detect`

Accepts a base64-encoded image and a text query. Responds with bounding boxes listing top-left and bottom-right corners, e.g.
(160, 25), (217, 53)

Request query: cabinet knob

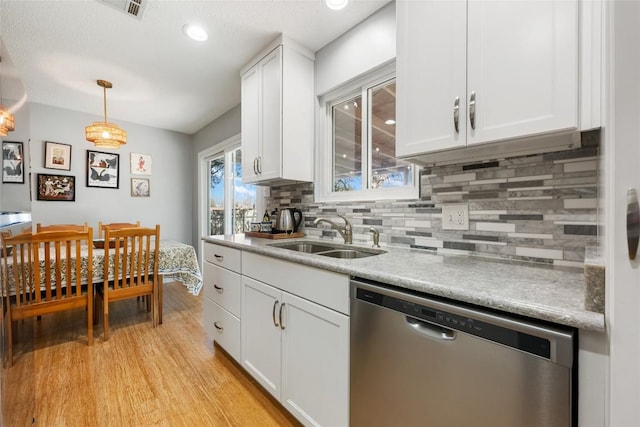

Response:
(272, 300), (280, 327)
(453, 96), (460, 134)
(279, 302), (286, 330)
(627, 188), (639, 260)
(468, 91), (476, 130)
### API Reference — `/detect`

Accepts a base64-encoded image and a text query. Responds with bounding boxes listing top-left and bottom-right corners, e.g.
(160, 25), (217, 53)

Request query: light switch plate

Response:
(442, 204), (469, 230)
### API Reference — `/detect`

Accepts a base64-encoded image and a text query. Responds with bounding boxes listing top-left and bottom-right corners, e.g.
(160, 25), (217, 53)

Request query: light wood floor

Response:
(0, 282), (300, 426)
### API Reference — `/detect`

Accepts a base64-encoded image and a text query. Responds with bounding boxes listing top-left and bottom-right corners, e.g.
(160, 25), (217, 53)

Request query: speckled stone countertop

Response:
(203, 234), (605, 331)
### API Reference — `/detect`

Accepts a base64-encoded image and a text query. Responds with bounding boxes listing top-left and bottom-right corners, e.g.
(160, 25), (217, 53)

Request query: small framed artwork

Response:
(131, 178), (150, 197)
(131, 152), (152, 175)
(36, 173), (75, 201)
(44, 141), (72, 170)
(2, 141), (24, 183)
(87, 150), (119, 189)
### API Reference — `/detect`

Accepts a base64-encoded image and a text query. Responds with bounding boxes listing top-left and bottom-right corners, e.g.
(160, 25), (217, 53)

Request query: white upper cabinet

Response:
(396, 0), (581, 158)
(240, 36), (315, 185)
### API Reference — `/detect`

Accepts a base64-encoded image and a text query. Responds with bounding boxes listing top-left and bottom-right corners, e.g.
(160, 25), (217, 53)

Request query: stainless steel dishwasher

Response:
(350, 278), (576, 427)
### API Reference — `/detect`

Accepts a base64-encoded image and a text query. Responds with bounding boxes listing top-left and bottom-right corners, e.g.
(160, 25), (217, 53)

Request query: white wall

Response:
(314, 2), (395, 96)
(27, 103), (193, 243)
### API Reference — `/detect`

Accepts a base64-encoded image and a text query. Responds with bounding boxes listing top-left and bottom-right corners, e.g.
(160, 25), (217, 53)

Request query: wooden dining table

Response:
(3, 240), (203, 324)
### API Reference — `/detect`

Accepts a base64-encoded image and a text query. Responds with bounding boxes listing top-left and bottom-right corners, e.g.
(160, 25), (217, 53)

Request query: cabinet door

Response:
(257, 46), (283, 181)
(281, 292), (349, 427)
(241, 64), (261, 183)
(466, 0), (578, 145)
(241, 276), (282, 400)
(396, 0), (467, 157)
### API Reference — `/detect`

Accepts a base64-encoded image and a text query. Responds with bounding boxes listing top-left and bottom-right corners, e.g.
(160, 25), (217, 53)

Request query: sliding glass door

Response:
(206, 146), (259, 235)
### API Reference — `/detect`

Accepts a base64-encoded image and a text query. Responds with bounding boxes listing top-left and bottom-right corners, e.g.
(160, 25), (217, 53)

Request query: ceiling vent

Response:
(97, 0), (147, 20)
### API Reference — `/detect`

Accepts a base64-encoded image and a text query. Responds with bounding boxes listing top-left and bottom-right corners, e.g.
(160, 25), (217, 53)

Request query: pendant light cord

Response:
(103, 84), (108, 123)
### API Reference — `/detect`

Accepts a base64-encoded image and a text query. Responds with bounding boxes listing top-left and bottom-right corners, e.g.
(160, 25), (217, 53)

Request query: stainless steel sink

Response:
(269, 242), (336, 253)
(268, 241), (386, 258)
(317, 249), (379, 259)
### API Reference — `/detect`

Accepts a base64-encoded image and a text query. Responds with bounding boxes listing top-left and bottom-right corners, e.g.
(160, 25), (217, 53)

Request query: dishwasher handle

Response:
(406, 316), (456, 341)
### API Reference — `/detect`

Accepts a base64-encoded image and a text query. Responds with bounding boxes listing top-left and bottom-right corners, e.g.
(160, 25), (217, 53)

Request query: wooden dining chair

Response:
(1, 228), (94, 366)
(36, 222), (88, 232)
(97, 221), (141, 238)
(96, 224), (160, 340)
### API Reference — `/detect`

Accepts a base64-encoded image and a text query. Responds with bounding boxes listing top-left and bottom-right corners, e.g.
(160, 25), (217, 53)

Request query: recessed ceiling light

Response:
(183, 24), (208, 42)
(385, 119), (396, 125)
(325, 0), (349, 11)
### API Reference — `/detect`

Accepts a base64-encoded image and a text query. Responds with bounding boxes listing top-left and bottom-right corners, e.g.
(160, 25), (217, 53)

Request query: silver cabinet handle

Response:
(213, 322), (223, 331)
(257, 156), (262, 174)
(468, 91), (476, 130)
(279, 302), (286, 330)
(628, 188), (639, 260)
(213, 284), (223, 291)
(453, 96), (460, 133)
(253, 158), (258, 175)
(272, 300), (279, 327)
(214, 254), (224, 261)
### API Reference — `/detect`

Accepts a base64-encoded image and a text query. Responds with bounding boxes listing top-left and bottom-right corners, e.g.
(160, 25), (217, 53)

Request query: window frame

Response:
(315, 62), (419, 203)
(197, 134), (264, 269)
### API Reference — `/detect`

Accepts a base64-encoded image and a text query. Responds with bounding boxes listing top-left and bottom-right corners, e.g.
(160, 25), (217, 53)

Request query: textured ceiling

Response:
(0, 0), (389, 135)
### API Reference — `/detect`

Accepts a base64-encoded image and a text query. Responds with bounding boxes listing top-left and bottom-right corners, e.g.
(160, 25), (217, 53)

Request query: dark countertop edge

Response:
(202, 235), (606, 332)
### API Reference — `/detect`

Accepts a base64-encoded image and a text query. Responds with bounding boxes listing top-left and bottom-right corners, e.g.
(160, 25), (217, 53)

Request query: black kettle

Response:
(278, 208), (303, 232)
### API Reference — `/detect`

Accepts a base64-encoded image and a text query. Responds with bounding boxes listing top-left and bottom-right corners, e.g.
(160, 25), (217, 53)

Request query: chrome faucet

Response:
(314, 215), (353, 244)
(369, 227), (381, 248)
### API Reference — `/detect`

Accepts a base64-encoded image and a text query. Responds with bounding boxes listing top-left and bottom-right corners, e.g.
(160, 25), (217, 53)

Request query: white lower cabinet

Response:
(203, 244), (350, 426)
(241, 277), (349, 427)
(202, 243), (242, 362)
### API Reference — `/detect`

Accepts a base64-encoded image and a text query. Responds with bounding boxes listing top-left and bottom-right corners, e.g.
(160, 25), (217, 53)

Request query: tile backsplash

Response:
(267, 132), (599, 268)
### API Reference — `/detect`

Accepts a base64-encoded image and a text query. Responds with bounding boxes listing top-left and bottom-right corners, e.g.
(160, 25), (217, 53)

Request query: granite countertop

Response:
(203, 234), (606, 332)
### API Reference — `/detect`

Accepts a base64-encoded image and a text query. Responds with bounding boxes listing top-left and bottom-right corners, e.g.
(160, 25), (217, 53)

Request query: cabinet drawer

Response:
(203, 243), (241, 272)
(203, 298), (241, 362)
(202, 262), (241, 317)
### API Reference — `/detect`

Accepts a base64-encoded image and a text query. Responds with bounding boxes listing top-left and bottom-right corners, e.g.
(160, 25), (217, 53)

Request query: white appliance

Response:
(0, 211), (32, 235)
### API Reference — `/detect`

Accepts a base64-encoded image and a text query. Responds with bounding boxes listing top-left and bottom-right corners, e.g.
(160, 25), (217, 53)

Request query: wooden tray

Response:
(93, 239), (116, 249)
(245, 231), (305, 239)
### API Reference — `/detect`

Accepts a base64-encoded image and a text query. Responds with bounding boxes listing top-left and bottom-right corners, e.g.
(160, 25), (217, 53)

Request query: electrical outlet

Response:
(442, 204), (469, 230)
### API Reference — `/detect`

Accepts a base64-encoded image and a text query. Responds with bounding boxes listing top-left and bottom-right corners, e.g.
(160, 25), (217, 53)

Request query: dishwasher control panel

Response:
(356, 287), (553, 360)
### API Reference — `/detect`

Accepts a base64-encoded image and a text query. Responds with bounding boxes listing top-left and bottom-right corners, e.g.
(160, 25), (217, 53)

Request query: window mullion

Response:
(361, 86), (370, 191)
(224, 150), (234, 234)
(328, 102), (337, 194)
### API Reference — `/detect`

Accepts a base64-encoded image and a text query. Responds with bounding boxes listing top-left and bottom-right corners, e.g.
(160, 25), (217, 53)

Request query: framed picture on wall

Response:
(87, 150), (119, 189)
(2, 141), (24, 183)
(44, 141), (72, 170)
(36, 173), (75, 201)
(131, 178), (150, 197)
(130, 152), (152, 175)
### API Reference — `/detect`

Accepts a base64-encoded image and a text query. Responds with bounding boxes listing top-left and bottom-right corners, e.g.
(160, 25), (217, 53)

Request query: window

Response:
(205, 144), (260, 235)
(316, 64), (418, 202)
